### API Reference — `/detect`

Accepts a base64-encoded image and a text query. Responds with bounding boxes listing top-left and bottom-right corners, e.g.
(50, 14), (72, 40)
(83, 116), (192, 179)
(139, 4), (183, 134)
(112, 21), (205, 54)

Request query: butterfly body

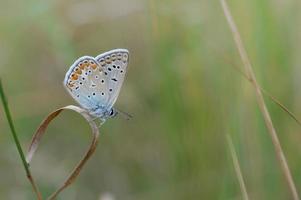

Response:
(63, 49), (129, 122)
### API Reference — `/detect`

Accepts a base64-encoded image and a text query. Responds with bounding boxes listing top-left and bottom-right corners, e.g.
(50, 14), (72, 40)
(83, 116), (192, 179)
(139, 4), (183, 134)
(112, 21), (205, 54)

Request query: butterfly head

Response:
(108, 108), (118, 118)
(89, 106), (118, 121)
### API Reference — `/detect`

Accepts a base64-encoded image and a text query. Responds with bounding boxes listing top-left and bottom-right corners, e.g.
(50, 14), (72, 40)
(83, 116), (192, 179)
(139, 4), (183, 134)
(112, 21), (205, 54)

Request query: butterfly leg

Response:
(91, 116), (99, 121)
(98, 120), (105, 128)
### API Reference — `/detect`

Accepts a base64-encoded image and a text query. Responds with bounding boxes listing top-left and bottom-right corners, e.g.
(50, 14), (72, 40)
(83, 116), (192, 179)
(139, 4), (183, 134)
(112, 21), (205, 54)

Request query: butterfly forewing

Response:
(63, 56), (109, 111)
(95, 49), (129, 109)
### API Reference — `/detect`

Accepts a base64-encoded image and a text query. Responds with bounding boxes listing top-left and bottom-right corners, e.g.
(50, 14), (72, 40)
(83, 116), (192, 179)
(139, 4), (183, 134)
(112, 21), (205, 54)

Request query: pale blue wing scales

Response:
(95, 49), (129, 109)
(64, 56), (109, 111)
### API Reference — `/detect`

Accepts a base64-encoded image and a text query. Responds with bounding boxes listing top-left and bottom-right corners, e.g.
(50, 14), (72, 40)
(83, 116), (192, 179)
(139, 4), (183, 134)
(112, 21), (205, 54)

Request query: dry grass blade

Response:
(26, 105), (100, 200)
(260, 88), (301, 126)
(221, 54), (301, 127)
(226, 135), (249, 200)
(220, 0), (300, 199)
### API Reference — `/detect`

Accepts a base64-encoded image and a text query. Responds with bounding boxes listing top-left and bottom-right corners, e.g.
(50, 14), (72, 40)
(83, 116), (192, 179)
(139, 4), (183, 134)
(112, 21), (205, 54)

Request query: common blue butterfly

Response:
(64, 49), (129, 122)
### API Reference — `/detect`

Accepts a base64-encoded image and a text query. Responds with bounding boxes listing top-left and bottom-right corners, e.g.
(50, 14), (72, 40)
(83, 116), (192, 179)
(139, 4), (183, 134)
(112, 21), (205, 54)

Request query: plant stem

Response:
(227, 135), (249, 200)
(220, 1), (300, 199)
(0, 79), (42, 200)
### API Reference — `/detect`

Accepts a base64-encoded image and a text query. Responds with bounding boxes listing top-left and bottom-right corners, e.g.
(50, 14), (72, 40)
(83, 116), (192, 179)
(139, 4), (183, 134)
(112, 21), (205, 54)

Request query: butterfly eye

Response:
(110, 109), (114, 116)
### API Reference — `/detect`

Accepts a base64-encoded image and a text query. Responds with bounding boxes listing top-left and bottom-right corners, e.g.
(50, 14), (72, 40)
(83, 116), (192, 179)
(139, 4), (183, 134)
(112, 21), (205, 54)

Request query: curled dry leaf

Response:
(26, 105), (100, 200)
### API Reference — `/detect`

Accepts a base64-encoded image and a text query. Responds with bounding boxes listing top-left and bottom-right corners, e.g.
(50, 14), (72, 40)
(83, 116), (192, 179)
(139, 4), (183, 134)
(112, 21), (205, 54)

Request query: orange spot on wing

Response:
(71, 73), (78, 80)
(79, 62), (85, 69)
(91, 63), (97, 69)
(74, 67), (82, 74)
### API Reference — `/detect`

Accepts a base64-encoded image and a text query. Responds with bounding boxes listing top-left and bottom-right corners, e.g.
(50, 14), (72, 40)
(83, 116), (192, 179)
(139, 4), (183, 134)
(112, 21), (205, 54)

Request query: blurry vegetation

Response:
(0, 0), (301, 199)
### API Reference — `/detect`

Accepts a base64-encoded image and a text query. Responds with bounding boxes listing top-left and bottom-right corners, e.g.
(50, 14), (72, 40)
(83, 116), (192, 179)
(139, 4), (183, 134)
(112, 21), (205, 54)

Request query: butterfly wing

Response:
(63, 56), (109, 111)
(95, 49), (129, 110)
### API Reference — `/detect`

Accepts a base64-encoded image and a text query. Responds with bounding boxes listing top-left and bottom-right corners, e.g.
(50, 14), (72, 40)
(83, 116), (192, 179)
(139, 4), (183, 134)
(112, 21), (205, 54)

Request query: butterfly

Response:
(63, 49), (129, 122)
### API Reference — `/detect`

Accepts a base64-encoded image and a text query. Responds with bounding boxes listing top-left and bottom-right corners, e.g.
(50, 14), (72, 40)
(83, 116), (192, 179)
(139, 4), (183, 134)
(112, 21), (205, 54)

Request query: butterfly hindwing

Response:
(95, 49), (129, 109)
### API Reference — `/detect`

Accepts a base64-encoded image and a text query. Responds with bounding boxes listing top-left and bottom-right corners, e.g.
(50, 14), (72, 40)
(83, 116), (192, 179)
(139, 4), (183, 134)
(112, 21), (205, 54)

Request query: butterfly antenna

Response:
(116, 108), (133, 120)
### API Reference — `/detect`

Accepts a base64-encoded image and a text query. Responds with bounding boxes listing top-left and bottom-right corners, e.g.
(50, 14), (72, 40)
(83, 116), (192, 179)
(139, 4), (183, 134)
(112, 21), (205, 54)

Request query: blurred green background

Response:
(1, 0), (301, 199)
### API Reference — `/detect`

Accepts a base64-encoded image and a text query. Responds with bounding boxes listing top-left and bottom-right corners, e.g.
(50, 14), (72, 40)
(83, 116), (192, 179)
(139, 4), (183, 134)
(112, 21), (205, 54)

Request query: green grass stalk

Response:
(0, 78), (42, 200)
(227, 135), (249, 200)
